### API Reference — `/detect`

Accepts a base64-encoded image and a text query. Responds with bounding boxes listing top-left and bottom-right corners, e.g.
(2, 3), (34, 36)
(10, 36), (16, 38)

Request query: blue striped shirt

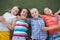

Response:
(13, 20), (28, 37)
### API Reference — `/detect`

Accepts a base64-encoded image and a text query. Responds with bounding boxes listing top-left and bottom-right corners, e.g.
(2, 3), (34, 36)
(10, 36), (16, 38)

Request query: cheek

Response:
(26, 14), (28, 16)
(44, 12), (48, 14)
(13, 11), (17, 14)
(11, 10), (17, 14)
(36, 13), (39, 15)
(31, 14), (35, 17)
(20, 13), (23, 15)
(16, 11), (19, 14)
(34, 13), (38, 16)
(12, 10), (15, 12)
(11, 10), (14, 13)
(15, 12), (18, 15)
(20, 13), (25, 16)
(45, 12), (48, 14)
(25, 13), (28, 17)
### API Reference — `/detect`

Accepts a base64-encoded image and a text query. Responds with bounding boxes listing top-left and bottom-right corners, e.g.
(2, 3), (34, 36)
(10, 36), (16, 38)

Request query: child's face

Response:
(11, 7), (19, 15)
(44, 8), (52, 15)
(30, 8), (39, 18)
(20, 9), (28, 17)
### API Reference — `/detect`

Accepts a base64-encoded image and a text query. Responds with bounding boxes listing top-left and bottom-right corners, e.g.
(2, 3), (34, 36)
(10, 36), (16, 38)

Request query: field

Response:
(0, 0), (60, 15)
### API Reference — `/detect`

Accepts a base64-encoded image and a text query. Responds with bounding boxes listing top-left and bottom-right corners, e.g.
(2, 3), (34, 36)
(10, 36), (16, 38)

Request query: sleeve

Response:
(54, 15), (60, 20)
(3, 12), (10, 18)
(3, 12), (9, 16)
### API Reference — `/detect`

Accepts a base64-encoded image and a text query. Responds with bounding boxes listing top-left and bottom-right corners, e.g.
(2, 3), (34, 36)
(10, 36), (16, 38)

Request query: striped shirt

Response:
(13, 20), (29, 37)
(29, 17), (47, 39)
(42, 15), (60, 34)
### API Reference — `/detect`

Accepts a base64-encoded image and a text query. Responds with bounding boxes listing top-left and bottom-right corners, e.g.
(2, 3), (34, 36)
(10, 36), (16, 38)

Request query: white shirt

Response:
(0, 12), (16, 31)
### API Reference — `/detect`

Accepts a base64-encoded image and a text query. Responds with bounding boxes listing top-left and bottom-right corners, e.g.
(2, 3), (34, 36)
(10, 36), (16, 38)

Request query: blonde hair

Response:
(30, 8), (39, 14)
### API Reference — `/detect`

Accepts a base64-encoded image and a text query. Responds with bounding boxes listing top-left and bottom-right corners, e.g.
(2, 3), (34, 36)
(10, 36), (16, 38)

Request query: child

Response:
(11, 8), (30, 40)
(29, 8), (47, 40)
(42, 8), (60, 40)
(0, 6), (21, 40)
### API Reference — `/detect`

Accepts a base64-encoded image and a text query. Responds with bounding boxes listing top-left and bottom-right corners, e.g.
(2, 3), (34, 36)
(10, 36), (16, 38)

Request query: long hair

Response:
(25, 8), (31, 18)
(14, 6), (21, 16)
(19, 8), (31, 18)
(5, 6), (21, 16)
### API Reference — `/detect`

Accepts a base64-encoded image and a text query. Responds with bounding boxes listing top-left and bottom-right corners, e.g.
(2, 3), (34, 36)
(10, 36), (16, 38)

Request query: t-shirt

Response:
(42, 15), (60, 34)
(56, 15), (60, 20)
(0, 12), (16, 31)
(29, 17), (47, 39)
(13, 20), (29, 37)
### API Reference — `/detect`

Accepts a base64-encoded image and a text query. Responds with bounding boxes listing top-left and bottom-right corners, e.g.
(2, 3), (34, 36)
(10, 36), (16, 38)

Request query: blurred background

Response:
(0, 0), (60, 15)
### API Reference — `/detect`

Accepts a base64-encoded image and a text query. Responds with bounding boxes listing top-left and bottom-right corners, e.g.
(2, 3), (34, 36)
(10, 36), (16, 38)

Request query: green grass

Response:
(0, 0), (60, 15)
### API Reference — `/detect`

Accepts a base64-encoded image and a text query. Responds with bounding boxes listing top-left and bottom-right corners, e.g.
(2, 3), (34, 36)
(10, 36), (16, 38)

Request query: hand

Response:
(21, 16), (27, 20)
(41, 27), (48, 31)
(16, 15), (21, 19)
(0, 16), (3, 21)
(16, 15), (27, 20)
(0, 16), (6, 22)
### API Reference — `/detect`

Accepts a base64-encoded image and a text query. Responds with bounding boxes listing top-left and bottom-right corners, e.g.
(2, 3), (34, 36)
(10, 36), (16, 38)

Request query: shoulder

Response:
(41, 15), (45, 17)
(13, 18), (17, 21)
(3, 12), (11, 17)
(41, 15), (48, 18)
(38, 16), (45, 21)
(28, 18), (34, 22)
(3, 12), (11, 15)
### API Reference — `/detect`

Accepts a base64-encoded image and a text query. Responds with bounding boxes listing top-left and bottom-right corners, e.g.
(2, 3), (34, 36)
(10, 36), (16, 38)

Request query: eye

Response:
(35, 11), (36, 13)
(31, 13), (34, 14)
(23, 11), (25, 13)
(26, 12), (28, 13)
(12, 8), (15, 10)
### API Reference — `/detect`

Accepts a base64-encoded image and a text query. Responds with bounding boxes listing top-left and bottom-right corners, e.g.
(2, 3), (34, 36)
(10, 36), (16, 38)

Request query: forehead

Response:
(22, 9), (27, 11)
(44, 8), (49, 11)
(12, 7), (20, 12)
(13, 7), (18, 9)
(44, 8), (52, 12)
(30, 9), (38, 13)
(13, 7), (19, 11)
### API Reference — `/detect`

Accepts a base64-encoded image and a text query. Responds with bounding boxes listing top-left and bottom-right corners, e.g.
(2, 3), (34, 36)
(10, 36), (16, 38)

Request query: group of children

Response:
(0, 6), (60, 40)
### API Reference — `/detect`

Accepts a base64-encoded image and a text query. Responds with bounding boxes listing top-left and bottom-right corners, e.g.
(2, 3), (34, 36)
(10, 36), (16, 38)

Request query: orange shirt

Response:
(42, 15), (60, 34)
(56, 15), (60, 20)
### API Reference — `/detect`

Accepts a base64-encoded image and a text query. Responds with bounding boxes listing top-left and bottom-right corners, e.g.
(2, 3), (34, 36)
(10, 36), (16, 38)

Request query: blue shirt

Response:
(29, 17), (47, 39)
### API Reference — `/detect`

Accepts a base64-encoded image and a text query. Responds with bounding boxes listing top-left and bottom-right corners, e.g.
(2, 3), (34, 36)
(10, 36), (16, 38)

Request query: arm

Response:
(51, 17), (60, 29)
(42, 25), (60, 31)
(16, 15), (29, 22)
(47, 17), (60, 30)
(1, 17), (16, 30)
(0, 16), (2, 21)
(58, 20), (60, 28)
(54, 9), (60, 15)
